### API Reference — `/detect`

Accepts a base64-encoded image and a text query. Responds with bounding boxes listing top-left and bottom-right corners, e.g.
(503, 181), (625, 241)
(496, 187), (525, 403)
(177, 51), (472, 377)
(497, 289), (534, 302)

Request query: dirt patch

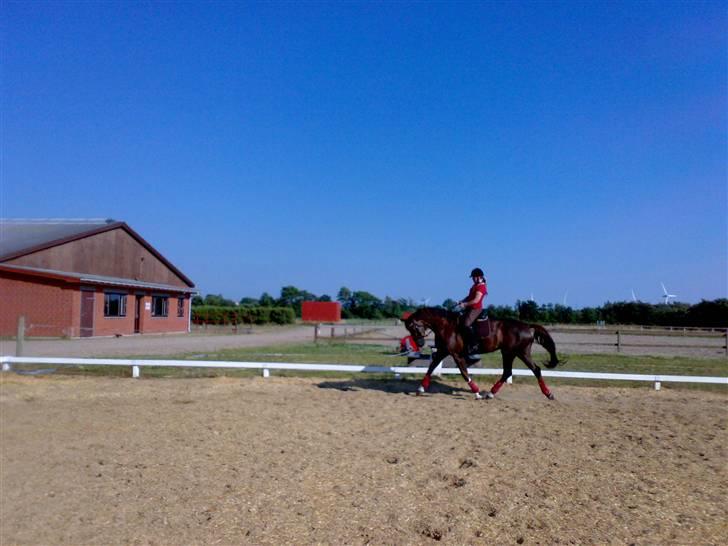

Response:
(1, 374), (726, 545)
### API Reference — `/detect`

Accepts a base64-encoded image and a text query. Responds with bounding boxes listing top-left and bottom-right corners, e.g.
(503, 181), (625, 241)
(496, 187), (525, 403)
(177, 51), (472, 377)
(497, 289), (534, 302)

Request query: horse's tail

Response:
(531, 324), (561, 368)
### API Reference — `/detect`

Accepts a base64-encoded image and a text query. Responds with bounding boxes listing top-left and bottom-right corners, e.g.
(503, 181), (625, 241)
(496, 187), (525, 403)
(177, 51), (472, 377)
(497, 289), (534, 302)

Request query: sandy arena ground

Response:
(1, 373), (726, 545)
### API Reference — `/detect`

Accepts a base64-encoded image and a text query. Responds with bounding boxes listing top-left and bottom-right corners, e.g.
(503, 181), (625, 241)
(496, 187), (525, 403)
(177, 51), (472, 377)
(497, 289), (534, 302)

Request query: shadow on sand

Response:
(317, 377), (471, 397)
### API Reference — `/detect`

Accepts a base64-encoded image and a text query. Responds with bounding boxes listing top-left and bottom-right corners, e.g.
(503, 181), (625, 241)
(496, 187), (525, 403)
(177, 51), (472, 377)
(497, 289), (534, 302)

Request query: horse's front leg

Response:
(417, 343), (447, 395)
(450, 352), (487, 400)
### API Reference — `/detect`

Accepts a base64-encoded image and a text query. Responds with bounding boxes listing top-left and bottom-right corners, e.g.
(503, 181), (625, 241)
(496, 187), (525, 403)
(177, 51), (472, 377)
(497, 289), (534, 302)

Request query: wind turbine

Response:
(661, 282), (677, 304)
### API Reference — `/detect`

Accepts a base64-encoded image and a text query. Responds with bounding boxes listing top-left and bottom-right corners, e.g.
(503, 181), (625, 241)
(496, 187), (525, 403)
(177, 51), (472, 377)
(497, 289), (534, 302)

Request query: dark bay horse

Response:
(403, 307), (563, 400)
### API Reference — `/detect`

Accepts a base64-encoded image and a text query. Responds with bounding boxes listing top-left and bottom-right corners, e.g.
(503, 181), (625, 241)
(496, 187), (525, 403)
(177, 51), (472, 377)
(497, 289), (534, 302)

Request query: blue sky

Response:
(2, 1), (726, 308)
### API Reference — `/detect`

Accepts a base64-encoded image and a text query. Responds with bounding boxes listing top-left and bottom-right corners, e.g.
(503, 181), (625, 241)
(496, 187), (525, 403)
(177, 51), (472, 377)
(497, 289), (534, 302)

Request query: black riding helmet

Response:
(470, 267), (484, 278)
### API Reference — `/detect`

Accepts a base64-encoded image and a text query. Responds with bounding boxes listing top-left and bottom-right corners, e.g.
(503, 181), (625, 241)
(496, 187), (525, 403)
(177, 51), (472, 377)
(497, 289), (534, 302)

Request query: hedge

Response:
(191, 306), (295, 325)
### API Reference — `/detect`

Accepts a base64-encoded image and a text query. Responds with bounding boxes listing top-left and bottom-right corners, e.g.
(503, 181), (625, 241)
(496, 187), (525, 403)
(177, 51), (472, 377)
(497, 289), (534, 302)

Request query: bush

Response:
(191, 306), (295, 326)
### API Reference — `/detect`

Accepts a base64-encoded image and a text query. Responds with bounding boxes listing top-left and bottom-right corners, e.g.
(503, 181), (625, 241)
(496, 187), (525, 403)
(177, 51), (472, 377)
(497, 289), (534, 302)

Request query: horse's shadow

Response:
(317, 377), (470, 397)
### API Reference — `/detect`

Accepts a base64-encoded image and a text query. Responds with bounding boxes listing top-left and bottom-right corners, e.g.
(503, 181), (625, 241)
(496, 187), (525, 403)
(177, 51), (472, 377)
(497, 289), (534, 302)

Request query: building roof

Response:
(0, 218), (116, 257)
(0, 264), (197, 294)
(0, 218), (194, 287)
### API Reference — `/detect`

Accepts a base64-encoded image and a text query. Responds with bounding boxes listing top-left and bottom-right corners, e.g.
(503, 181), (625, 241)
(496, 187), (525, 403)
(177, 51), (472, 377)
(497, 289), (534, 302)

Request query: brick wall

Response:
(0, 274), (75, 337)
(87, 290), (190, 336)
(0, 272), (191, 337)
(135, 294), (190, 335)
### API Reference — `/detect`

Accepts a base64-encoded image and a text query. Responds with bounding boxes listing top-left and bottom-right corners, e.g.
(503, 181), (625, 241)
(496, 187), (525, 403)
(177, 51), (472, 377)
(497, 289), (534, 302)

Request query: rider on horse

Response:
(456, 267), (488, 357)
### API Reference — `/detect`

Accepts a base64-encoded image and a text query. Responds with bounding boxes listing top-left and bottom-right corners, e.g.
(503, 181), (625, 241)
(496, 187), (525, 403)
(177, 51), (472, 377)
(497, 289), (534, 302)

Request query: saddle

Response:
(472, 311), (490, 339)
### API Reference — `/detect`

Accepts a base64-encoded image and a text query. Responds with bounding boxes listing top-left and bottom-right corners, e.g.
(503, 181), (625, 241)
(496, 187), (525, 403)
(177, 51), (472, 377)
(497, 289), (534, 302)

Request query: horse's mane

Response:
(415, 306), (459, 322)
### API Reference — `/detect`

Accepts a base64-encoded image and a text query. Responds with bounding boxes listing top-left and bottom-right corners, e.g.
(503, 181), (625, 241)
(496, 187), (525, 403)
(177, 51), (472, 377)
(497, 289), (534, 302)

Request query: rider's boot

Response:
(463, 326), (481, 363)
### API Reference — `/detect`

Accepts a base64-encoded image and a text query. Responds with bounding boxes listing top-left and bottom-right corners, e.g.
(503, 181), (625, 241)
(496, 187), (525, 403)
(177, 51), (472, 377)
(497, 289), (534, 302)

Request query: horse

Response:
(403, 307), (563, 400)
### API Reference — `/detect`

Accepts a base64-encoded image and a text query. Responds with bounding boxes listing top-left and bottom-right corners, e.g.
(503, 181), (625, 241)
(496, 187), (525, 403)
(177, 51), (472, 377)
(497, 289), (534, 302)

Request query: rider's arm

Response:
(460, 291), (483, 308)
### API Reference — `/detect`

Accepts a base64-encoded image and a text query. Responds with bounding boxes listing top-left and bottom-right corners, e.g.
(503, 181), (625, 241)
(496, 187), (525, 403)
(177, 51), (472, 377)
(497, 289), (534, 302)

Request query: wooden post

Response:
(725, 329), (728, 357)
(330, 327), (335, 338)
(314, 324), (319, 343)
(616, 330), (621, 353)
(16, 316), (25, 357)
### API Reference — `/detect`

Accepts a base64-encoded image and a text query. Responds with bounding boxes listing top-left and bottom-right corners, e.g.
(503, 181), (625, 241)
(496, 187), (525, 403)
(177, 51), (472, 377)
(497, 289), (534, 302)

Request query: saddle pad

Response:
(474, 317), (490, 338)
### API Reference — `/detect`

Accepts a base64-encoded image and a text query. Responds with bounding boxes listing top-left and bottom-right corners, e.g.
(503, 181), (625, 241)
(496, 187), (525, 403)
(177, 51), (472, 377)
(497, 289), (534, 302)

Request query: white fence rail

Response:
(1, 356), (726, 391)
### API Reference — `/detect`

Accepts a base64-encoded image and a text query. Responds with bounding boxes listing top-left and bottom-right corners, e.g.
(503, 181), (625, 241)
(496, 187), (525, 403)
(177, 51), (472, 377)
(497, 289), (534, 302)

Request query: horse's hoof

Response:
(483, 391), (494, 400)
(417, 386), (426, 396)
(547, 393), (555, 400)
(474, 392), (483, 400)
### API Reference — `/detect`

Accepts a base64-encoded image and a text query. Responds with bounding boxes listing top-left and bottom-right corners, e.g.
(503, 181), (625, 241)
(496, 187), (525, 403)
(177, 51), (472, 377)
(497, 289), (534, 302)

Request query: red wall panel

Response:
(301, 301), (341, 322)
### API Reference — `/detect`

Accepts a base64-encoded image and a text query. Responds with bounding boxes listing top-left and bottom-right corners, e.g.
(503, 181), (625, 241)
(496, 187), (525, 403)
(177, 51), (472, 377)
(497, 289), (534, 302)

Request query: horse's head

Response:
(403, 311), (428, 348)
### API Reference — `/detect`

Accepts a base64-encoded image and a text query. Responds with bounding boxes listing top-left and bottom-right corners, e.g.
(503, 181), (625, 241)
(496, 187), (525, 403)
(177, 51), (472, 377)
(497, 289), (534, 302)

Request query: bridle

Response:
(407, 319), (429, 347)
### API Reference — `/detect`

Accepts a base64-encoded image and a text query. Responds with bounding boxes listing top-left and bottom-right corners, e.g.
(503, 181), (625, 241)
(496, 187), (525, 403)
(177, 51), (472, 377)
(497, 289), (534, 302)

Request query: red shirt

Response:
(466, 281), (487, 310)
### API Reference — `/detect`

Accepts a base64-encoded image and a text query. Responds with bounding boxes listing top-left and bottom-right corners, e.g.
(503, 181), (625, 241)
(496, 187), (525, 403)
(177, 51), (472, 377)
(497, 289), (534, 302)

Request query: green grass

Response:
(9, 342), (728, 392)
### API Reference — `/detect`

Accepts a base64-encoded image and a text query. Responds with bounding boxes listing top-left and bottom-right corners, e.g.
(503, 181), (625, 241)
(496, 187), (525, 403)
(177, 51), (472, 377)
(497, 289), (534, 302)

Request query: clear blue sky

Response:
(2, 1), (726, 308)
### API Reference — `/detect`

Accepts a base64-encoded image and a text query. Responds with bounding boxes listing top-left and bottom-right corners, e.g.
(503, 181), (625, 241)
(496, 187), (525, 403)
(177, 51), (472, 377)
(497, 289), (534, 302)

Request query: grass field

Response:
(11, 342), (728, 392)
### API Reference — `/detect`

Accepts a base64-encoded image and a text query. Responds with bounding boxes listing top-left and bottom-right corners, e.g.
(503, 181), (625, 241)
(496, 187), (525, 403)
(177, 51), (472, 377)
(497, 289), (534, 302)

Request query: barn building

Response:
(0, 219), (196, 338)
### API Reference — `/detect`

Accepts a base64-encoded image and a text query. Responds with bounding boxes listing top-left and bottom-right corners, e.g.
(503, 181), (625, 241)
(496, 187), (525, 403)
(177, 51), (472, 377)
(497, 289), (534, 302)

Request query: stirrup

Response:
(465, 353), (480, 364)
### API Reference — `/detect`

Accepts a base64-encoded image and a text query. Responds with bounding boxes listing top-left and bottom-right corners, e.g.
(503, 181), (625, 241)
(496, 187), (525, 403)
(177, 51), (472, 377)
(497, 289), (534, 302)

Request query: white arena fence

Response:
(1, 356), (726, 391)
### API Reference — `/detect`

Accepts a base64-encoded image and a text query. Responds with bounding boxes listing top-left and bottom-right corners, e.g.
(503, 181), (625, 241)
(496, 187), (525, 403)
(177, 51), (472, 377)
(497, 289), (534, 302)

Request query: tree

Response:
(204, 294), (235, 307)
(259, 292), (275, 307)
(337, 287), (354, 318)
(517, 300), (539, 321)
(337, 287), (352, 306)
(239, 297), (258, 306)
(687, 299), (728, 327)
(442, 298), (458, 311)
(349, 290), (384, 319)
(191, 295), (204, 306)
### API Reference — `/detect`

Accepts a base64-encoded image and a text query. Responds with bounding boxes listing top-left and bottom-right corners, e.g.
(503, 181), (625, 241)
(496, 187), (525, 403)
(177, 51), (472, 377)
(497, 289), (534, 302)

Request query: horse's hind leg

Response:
(519, 346), (554, 400)
(489, 351), (515, 397)
(451, 354), (484, 400)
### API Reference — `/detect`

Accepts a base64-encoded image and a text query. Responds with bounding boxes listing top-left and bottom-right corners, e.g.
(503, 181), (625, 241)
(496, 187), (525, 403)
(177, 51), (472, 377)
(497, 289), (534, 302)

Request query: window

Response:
(177, 297), (185, 317)
(104, 293), (127, 317)
(152, 295), (168, 317)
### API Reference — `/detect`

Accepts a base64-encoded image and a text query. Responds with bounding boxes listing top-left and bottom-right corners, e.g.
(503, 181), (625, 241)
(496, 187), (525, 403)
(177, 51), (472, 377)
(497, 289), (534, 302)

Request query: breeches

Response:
(462, 308), (482, 328)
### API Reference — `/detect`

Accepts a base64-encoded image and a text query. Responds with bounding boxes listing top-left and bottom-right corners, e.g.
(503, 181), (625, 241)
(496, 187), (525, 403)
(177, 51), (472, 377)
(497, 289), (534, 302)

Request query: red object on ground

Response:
(301, 301), (341, 322)
(399, 335), (420, 353)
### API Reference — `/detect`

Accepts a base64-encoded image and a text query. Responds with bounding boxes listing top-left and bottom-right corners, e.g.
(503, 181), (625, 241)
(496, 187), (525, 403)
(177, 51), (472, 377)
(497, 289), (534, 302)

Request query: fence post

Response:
(725, 329), (728, 357)
(330, 327), (335, 338)
(616, 330), (621, 353)
(16, 316), (25, 357)
(263, 368), (270, 378)
(314, 324), (319, 343)
(132, 365), (140, 379)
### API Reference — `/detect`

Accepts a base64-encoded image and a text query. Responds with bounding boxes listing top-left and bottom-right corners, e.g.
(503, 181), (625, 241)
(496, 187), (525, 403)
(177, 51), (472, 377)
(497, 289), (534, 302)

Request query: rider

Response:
(457, 267), (488, 357)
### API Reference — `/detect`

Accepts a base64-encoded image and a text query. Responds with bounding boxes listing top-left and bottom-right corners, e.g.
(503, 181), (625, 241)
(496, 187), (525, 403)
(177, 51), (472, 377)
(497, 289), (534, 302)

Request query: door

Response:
(80, 289), (95, 337)
(134, 295), (143, 333)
